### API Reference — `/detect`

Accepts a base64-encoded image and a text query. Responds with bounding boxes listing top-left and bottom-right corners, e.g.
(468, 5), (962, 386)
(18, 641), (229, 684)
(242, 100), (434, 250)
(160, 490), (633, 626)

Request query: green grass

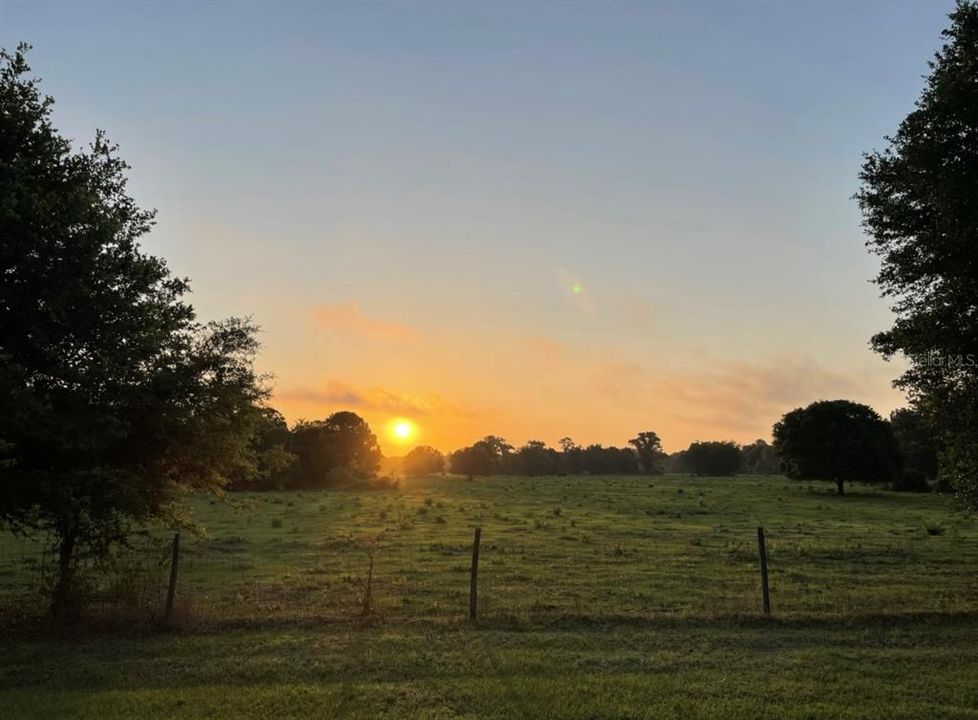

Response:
(2, 474), (978, 718)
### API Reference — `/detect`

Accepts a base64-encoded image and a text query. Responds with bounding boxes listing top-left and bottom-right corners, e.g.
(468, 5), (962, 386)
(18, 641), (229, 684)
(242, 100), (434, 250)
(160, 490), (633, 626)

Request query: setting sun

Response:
(389, 418), (416, 444)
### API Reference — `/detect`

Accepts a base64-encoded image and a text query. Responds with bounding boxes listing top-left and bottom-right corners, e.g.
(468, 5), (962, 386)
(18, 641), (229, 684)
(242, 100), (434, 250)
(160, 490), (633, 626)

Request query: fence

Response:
(1, 524), (781, 626)
(1, 475), (970, 627)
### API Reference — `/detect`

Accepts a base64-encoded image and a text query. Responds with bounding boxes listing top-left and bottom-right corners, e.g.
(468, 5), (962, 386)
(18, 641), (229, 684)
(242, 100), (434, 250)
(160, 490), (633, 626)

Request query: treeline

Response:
(233, 413), (776, 488)
(233, 402), (940, 495)
(444, 435), (779, 478)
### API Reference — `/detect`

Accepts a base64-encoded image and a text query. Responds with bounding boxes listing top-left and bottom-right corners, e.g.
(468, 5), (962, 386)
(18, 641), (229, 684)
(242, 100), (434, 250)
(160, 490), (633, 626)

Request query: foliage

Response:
(513, 441), (559, 476)
(682, 441), (742, 476)
(740, 439), (780, 475)
(401, 446), (445, 476)
(288, 412), (381, 488)
(448, 436), (645, 477)
(576, 444), (640, 474)
(856, 2), (978, 510)
(448, 443), (496, 477)
(228, 408), (297, 490)
(629, 431), (665, 474)
(0, 45), (266, 619)
(889, 408), (940, 480)
(773, 400), (901, 495)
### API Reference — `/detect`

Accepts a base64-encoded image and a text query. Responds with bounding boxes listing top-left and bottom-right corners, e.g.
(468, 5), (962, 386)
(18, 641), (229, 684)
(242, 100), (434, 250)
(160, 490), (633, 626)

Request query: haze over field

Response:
(0, 0), (956, 453)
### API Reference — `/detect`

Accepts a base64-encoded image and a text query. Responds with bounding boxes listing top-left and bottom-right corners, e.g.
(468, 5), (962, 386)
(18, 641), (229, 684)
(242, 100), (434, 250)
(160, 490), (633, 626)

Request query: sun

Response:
(388, 418), (416, 444)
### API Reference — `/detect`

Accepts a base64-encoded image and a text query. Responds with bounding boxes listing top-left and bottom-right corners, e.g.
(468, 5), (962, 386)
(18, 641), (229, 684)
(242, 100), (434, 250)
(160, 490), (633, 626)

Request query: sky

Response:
(1, 0), (956, 454)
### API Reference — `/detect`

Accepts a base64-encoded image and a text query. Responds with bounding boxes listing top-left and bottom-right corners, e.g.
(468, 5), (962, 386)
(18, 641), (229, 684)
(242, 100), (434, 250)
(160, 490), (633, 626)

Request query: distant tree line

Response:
(229, 403), (942, 497)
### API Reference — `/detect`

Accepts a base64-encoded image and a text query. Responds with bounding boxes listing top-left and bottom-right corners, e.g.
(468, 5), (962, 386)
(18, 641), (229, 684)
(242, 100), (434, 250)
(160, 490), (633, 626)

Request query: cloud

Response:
(589, 353), (904, 445)
(311, 302), (417, 342)
(276, 380), (468, 418)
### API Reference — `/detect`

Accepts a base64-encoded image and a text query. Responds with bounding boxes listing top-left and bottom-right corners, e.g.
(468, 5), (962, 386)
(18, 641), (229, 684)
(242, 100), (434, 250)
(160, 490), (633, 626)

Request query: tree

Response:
(889, 408), (940, 481)
(558, 437), (583, 474)
(0, 46), (266, 619)
(772, 400), (901, 495)
(402, 445), (444, 477)
(289, 412), (381, 487)
(629, 431), (665, 474)
(580, 444), (640, 474)
(478, 435), (514, 468)
(856, 2), (978, 509)
(228, 407), (297, 490)
(558, 437), (577, 453)
(515, 440), (558, 476)
(682, 441), (742, 476)
(448, 443), (495, 477)
(740, 439), (780, 475)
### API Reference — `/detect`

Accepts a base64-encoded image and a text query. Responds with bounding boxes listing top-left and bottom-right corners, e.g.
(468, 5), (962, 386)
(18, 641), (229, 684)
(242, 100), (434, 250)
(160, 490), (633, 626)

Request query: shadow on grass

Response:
(7, 605), (978, 644)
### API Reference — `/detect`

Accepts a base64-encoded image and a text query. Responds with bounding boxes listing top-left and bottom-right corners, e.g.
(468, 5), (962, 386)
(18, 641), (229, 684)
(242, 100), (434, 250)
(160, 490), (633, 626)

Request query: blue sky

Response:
(0, 1), (955, 451)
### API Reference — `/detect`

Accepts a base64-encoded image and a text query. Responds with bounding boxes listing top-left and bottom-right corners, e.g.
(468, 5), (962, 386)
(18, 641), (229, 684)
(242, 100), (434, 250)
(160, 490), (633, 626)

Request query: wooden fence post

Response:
(165, 531), (180, 622)
(756, 526), (771, 616)
(469, 527), (481, 623)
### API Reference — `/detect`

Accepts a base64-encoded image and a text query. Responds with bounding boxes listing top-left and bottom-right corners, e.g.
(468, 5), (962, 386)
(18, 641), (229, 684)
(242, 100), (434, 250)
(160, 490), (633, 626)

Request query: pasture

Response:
(2, 474), (978, 719)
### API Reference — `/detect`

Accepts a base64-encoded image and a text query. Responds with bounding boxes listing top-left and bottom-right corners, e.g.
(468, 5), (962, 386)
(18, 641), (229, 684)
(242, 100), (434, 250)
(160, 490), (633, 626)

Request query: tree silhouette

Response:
(402, 445), (445, 477)
(0, 45), (266, 619)
(289, 412), (381, 487)
(629, 431), (665, 474)
(682, 441), (741, 476)
(773, 400), (901, 495)
(856, 2), (978, 509)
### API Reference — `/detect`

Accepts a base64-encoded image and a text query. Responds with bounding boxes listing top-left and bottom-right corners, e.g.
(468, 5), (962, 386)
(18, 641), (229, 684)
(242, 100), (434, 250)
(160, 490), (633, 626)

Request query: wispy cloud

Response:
(590, 353), (903, 444)
(311, 302), (417, 342)
(276, 380), (468, 418)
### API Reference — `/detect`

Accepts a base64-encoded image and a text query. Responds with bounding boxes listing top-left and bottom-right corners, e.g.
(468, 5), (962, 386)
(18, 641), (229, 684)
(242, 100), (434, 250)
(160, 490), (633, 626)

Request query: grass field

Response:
(3, 474), (978, 719)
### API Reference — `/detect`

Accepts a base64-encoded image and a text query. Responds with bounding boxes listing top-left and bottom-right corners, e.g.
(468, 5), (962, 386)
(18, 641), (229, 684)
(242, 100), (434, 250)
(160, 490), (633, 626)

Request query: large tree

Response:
(0, 45), (266, 618)
(856, 2), (978, 509)
(772, 400), (901, 496)
(289, 411), (382, 487)
(629, 431), (665, 475)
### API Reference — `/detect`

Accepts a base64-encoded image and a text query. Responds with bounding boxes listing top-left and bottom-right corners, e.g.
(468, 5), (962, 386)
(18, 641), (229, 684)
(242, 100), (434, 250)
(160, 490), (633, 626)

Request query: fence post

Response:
(469, 527), (481, 623)
(165, 531), (180, 622)
(756, 526), (771, 616)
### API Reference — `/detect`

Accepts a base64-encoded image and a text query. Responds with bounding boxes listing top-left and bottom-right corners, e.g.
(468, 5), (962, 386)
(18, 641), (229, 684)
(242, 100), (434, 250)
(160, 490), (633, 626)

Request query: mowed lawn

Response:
(2, 474), (978, 719)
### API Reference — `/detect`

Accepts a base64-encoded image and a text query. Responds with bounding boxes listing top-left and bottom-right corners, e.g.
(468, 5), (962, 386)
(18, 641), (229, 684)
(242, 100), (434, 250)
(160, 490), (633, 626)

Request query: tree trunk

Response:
(835, 478), (845, 496)
(51, 529), (79, 623)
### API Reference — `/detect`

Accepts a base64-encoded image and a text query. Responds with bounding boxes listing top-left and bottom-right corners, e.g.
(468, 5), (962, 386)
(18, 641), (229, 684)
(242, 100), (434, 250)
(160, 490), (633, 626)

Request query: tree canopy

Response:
(289, 412), (382, 487)
(0, 45), (266, 618)
(682, 441), (742, 477)
(772, 400), (901, 495)
(402, 445), (445, 477)
(856, 2), (978, 509)
(629, 432), (665, 475)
